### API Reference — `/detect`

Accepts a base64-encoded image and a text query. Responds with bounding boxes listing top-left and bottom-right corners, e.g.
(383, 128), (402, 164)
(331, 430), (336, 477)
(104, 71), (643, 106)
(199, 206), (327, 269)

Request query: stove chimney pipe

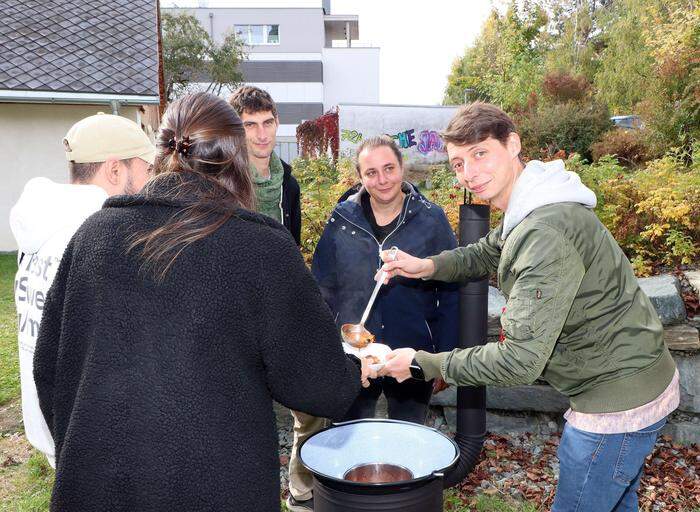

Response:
(443, 202), (489, 488)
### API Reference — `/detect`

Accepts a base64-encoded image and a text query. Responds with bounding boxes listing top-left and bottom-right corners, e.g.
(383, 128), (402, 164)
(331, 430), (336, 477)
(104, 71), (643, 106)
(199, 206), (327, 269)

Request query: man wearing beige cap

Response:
(10, 113), (155, 467)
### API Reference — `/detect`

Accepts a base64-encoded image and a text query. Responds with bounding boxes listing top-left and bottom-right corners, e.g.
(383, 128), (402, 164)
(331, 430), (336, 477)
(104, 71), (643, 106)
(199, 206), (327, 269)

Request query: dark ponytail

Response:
(129, 92), (255, 280)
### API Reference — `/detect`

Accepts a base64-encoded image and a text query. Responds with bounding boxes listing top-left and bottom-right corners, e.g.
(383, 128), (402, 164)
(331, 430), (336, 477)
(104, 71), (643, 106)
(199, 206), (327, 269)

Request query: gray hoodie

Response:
(502, 159), (597, 239)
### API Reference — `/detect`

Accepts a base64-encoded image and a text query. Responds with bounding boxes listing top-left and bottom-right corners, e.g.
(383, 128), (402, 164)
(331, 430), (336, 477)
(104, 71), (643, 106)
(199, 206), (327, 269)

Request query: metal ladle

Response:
(341, 246), (399, 348)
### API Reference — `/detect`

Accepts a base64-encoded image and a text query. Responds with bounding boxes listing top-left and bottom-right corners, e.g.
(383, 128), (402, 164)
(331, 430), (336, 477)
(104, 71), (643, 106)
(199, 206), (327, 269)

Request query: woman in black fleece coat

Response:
(33, 93), (364, 512)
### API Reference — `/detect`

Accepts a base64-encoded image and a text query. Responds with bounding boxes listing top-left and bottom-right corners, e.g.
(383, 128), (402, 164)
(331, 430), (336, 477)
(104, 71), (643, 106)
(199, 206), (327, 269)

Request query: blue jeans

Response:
(552, 417), (666, 512)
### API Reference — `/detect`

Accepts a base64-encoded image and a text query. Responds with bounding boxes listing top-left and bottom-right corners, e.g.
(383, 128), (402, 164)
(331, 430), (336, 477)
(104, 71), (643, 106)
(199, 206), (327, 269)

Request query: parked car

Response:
(610, 115), (643, 129)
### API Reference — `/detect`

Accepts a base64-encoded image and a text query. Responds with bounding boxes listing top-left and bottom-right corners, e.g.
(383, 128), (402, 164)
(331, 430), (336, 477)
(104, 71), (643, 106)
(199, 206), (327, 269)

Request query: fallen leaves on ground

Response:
(451, 432), (699, 511)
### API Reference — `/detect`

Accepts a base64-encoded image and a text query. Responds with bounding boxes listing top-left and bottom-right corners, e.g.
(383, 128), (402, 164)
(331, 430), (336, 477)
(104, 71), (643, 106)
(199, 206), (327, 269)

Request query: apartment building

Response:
(163, 0), (380, 160)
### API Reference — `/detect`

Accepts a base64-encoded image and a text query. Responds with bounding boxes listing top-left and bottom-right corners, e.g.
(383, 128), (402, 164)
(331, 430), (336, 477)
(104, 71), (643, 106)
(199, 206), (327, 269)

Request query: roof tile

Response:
(0, 0), (159, 97)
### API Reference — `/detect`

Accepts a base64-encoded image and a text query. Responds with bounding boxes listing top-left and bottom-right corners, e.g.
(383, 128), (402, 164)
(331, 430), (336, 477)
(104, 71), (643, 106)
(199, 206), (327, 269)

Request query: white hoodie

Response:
(502, 159), (597, 239)
(10, 177), (107, 468)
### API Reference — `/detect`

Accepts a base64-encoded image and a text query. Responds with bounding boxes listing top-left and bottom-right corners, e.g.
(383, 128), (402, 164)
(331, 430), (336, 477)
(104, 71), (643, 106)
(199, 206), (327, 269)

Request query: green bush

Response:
(293, 156), (357, 264)
(568, 145), (700, 275)
(590, 129), (657, 167)
(517, 100), (612, 161)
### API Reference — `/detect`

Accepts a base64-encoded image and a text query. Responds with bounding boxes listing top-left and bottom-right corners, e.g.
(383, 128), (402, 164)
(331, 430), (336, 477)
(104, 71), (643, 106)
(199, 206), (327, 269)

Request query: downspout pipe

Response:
(443, 202), (489, 488)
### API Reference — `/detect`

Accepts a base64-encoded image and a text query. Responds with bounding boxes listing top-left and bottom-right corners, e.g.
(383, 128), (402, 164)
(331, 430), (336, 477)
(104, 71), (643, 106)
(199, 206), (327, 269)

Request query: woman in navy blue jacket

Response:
(312, 136), (460, 423)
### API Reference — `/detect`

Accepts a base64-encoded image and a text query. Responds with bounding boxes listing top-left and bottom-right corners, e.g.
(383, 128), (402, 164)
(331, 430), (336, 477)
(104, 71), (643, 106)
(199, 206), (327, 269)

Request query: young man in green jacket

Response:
(379, 102), (679, 512)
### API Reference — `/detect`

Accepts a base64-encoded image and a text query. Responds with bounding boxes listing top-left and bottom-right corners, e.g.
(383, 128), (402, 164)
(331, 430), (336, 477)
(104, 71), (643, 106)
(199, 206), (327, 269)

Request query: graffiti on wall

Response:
(417, 130), (444, 155)
(389, 129), (416, 149)
(342, 127), (446, 156)
(341, 129), (363, 143)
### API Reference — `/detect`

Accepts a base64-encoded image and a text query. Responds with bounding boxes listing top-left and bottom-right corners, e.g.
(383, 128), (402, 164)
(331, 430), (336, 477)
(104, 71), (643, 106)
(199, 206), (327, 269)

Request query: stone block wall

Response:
(430, 274), (700, 445)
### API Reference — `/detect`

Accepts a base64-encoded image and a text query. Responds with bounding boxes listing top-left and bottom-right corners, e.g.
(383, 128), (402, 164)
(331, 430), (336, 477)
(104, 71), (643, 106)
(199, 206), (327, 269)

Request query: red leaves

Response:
(673, 269), (699, 317)
(637, 436), (700, 511)
(448, 432), (699, 511)
(681, 291), (699, 317)
(296, 109), (340, 161)
(542, 72), (591, 102)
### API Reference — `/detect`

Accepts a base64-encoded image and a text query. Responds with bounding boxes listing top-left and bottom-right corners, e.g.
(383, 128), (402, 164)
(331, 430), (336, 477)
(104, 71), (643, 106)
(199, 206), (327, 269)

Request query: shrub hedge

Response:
(294, 145), (699, 276)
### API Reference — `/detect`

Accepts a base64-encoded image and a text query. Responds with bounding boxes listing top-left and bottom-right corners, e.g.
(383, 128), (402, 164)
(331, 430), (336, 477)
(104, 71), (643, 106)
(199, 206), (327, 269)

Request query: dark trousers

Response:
(342, 377), (434, 424)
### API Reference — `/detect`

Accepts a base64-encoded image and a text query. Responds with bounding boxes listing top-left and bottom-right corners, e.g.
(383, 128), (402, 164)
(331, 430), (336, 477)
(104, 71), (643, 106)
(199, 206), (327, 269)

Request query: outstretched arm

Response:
(383, 225), (583, 388)
(379, 225), (503, 284)
(257, 233), (364, 420)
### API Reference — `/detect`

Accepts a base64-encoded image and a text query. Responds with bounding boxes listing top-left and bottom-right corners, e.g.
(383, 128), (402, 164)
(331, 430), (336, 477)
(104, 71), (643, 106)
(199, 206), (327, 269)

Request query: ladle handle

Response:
(359, 246), (398, 327)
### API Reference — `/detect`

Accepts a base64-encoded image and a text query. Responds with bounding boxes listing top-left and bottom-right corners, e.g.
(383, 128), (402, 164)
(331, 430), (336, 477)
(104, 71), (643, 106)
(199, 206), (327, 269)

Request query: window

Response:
(249, 25), (263, 44)
(265, 25), (279, 44)
(234, 24), (280, 45)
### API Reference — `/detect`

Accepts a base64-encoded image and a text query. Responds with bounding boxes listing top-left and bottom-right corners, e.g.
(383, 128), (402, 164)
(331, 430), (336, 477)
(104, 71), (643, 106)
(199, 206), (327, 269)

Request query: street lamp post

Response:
(463, 88), (475, 104)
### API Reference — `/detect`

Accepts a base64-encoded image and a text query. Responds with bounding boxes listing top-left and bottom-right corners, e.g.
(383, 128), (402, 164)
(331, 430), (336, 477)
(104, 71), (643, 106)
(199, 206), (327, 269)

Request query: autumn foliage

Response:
(296, 110), (340, 161)
(444, 432), (700, 511)
(568, 148), (700, 275)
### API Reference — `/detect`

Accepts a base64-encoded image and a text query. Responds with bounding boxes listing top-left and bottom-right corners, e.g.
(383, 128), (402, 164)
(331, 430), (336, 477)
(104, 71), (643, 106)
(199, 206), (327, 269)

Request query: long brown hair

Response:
(130, 92), (255, 280)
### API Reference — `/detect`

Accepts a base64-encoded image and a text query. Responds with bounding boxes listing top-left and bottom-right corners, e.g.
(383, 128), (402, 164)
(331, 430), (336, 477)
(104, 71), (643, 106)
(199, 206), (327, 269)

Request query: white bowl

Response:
(343, 342), (392, 371)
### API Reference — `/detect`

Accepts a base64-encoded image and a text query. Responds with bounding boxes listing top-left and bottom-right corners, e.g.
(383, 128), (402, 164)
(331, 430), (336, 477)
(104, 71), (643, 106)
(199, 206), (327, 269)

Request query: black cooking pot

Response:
(299, 419), (459, 512)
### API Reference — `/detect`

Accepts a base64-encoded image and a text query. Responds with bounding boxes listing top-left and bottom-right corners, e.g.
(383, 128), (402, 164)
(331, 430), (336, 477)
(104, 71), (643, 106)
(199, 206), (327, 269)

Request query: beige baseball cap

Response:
(63, 112), (156, 165)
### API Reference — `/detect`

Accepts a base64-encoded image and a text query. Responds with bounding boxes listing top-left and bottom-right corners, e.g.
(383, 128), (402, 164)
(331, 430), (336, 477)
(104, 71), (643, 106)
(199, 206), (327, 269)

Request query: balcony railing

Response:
(325, 40), (377, 48)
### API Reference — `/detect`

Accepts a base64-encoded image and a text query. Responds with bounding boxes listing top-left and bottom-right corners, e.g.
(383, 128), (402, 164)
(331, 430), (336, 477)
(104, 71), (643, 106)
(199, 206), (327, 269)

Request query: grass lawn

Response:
(0, 252), (54, 511)
(0, 449), (53, 512)
(444, 490), (538, 511)
(0, 253), (19, 405)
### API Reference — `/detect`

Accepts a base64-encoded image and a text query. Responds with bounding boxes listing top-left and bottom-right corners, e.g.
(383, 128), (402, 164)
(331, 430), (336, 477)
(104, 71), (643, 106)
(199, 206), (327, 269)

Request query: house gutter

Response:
(0, 90), (160, 108)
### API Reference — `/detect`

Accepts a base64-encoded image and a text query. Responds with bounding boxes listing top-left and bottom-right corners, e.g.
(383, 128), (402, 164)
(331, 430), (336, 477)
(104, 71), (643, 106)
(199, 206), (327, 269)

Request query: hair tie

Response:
(167, 136), (192, 157)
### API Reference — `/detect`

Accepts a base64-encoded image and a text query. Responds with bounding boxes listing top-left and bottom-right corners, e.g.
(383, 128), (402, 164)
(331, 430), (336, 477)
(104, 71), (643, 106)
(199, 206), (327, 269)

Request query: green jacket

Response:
(416, 201), (675, 413)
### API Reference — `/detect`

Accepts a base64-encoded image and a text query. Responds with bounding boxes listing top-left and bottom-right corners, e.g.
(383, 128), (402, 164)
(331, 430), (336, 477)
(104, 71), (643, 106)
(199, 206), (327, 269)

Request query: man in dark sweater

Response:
(229, 86), (301, 245)
(228, 86), (311, 511)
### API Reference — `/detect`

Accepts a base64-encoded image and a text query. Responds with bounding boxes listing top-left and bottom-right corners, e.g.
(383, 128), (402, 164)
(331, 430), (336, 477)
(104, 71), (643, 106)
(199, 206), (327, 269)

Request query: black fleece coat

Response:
(33, 174), (361, 512)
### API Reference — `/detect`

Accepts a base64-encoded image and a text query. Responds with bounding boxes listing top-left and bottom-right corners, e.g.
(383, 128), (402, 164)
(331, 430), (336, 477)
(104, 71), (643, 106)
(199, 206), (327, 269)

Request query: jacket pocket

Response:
(613, 418), (667, 485)
(500, 296), (533, 342)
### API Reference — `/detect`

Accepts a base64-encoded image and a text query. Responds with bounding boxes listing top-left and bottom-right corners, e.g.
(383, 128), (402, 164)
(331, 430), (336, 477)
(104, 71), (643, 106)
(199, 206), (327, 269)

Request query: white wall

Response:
(338, 103), (458, 167)
(247, 52), (321, 61)
(168, 7), (325, 52)
(0, 103), (141, 252)
(274, 136), (299, 162)
(193, 81), (323, 104)
(322, 47), (379, 111)
(162, 1), (323, 8)
(276, 124), (299, 137)
(244, 82), (324, 103)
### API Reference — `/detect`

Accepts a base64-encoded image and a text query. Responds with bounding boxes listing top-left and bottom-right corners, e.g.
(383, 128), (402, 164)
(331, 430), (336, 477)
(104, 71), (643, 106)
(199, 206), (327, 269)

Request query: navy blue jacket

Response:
(312, 184), (459, 353)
